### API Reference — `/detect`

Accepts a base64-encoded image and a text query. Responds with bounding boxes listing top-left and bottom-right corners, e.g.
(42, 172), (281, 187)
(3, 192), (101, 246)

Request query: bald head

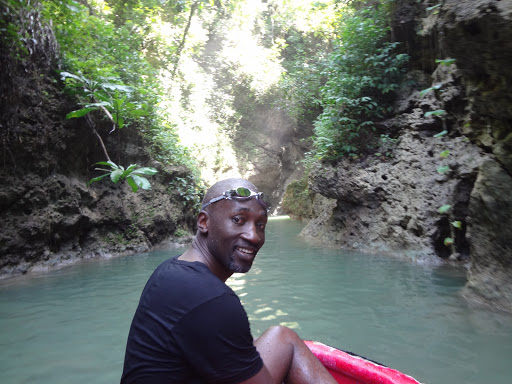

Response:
(202, 178), (258, 207)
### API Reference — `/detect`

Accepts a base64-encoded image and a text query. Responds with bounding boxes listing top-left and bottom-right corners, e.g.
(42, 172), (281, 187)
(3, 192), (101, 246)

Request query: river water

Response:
(1, 216), (511, 384)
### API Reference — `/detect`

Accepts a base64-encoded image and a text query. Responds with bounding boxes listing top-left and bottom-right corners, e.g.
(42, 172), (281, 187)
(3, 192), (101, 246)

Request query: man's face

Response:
(206, 197), (267, 275)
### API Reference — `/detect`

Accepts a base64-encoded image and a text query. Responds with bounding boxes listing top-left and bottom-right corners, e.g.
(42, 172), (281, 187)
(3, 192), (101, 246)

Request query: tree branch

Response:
(86, 114), (111, 161)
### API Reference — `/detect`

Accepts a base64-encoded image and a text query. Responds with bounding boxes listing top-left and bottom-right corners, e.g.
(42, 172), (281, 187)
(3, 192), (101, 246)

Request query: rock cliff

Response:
(300, 0), (512, 311)
(0, 8), (195, 277)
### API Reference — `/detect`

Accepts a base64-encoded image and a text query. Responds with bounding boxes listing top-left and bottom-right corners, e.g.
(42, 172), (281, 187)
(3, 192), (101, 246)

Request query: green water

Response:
(1, 217), (511, 384)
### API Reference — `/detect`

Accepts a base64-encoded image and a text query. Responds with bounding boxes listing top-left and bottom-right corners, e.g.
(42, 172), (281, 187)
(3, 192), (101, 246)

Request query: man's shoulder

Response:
(145, 256), (236, 305)
(154, 256), (226, 285)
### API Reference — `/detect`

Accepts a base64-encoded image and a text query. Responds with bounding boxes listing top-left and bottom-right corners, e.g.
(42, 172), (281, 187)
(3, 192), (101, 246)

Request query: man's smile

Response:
(235, 246), (256, 255)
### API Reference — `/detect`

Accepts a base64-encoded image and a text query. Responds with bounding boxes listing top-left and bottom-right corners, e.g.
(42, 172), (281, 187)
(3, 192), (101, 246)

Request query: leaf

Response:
(110, 169), (124, 183)
(437, 165), (450, 174)
(120, 164), (138, 179)
(65, 4), (81, 12)
(439, 150), (450, 158)
(427, 4), (441, 11)
(435, 58), (456, 66)
(438, 204), (451, 214)
(94, 160), (117, 169)
(95, 92), (111, 102)
(444, 237), (454, 246)
(132, 167), (158, 176)
(126, 177), (139, 192)
(94, 168), (112, 173)
(84, 101), (111, 108)
(116, 116), (125, 129)
(66, 107), (96, 119)
(425, 110), (446, 118)
(102, 83), (134, 93)
(118, 170), (132, 180)
(451, 221), (462, 229)
(130, 175), (152, 190)
(434, 130), (448, 138)
(419, 88), (432, 97)
(60, 71), (84, 82)
(87, 173), (110, 185)
(130, 109), (150, 117)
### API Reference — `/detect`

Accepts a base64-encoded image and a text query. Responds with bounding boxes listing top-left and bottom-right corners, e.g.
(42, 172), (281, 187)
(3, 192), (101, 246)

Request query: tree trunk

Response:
(171, 1), (199, 81)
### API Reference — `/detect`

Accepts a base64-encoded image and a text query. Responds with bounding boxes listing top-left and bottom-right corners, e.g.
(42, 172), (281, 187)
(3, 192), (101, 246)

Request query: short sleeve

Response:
(171, 293), (263, 384)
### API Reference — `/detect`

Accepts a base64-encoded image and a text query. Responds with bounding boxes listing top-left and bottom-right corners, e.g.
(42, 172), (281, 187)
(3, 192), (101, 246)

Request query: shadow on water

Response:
(0, 216), (511, 384)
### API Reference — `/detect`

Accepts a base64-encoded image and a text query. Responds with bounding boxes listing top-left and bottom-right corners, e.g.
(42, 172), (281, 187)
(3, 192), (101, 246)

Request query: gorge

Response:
(0, 0), (511, 313)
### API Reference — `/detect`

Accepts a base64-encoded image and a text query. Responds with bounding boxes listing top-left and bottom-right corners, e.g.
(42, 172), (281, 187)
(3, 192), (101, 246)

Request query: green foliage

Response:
(439, 150), (450, 158)
(425, 109), (445, 118)
(174, 227), (190, 238)
(443, 237), (454, 246)
(89, 160), (158, 192)
(419, 83), (442, 97)
(435, 58), (455, 66)
(438, 204), (451, 214)
(278, 43), (326, 122)
(451, 220), (462, 229)
(420, 58), (466, 254)
(375, 133), (399, 158)
(282, 176), (314, 219)
(42, 1), (148, 81)
(274, 1), (339, 122)
(0, 0), (26, 57)
(61, 71), (149, 129)
(436, 165), (450, 174)
(38, 0), (199, 171)
(168, 175), (205, 213)
(311, 1), (409, 160)
(0, 0), (58, 64)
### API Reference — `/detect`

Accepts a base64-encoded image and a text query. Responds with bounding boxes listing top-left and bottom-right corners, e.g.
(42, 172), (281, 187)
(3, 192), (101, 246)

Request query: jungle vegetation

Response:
(1, 0), (408, 192)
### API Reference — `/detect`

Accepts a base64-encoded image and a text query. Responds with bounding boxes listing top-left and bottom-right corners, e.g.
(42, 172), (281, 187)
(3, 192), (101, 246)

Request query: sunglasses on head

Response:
(202, 187), (272, 212)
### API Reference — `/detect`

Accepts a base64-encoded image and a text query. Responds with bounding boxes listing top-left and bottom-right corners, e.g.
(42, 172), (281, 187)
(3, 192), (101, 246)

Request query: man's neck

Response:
(178, 239), (232, 282)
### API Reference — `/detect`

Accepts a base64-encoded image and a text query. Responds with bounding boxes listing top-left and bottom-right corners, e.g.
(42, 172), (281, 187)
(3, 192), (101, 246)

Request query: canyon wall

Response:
(0, 8), (195, 277)
(301, 0), (512, 311)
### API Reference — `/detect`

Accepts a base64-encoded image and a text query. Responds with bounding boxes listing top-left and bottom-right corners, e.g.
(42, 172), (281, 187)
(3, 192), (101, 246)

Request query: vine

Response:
(420, 57), (464, 259)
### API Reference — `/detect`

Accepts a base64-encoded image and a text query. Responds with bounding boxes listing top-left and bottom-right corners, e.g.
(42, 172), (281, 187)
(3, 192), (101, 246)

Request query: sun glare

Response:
(149, 1), (337, 185)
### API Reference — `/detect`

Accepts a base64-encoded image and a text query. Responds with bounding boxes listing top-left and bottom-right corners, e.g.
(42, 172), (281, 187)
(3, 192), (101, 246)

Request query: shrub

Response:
(282, 176), (314, 219)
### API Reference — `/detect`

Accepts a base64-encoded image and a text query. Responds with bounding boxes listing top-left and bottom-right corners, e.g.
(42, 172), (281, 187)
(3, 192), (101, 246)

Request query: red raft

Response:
(305, 340), (422, 384)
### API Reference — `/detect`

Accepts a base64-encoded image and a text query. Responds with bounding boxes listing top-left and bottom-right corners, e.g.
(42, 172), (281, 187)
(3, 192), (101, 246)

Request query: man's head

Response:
(195, 178), (269, 279)
(201, 178), (271, 212)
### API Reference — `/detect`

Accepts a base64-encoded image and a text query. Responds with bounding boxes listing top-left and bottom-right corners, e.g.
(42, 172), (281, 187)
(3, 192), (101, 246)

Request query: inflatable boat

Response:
(305, 340), (422, 384)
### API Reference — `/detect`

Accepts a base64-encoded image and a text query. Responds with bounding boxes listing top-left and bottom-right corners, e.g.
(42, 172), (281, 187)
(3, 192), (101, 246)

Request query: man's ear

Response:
(197, 211), (209, 234)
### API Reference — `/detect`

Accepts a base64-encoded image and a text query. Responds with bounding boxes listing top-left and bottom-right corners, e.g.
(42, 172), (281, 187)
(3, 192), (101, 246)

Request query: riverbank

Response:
(0, 234), (193, 281)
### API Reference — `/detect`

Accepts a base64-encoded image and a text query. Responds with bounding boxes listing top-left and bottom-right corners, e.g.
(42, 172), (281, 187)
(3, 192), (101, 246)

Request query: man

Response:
(121, 178), (337, 384)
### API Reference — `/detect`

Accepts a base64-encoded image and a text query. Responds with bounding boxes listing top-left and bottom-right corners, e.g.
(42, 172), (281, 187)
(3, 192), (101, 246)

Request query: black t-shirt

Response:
(121, 256), (263, 384)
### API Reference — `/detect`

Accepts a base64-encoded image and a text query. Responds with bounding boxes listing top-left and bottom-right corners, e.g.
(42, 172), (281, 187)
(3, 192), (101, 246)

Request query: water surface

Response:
(1, 217), (511, 384)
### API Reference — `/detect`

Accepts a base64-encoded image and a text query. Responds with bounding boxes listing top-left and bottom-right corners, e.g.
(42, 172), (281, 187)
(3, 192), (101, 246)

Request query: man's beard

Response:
(227, 254), (252, 274)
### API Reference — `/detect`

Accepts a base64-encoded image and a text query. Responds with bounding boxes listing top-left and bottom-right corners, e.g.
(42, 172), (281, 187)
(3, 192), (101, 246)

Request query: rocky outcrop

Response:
(302, 0), (512, 310)
(463, 160), (512, 311)
(427, 0), (512, 311)
(303, 129), (488, 263)
(0, 8), (195, 277)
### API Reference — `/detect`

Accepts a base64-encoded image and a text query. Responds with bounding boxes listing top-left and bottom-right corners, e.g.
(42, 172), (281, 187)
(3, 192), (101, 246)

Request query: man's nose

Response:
(241, 223), (262, 243)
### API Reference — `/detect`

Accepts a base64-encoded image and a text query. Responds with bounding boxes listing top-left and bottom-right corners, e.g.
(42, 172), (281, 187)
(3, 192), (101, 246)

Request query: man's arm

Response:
(241, 326), (338, 384)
